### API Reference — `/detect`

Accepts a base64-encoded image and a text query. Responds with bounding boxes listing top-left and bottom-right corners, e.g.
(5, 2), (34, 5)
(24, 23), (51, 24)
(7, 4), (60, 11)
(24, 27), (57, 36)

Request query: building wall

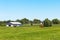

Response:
(6, 24), (21, 27)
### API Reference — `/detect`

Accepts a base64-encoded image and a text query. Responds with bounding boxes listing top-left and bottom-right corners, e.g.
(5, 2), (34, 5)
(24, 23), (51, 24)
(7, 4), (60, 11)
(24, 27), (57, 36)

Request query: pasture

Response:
(0, 24), (60, 40)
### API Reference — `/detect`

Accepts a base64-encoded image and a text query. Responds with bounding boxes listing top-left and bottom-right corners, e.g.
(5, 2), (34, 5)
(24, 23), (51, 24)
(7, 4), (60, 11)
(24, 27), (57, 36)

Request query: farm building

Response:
(6, 22), (22, 27)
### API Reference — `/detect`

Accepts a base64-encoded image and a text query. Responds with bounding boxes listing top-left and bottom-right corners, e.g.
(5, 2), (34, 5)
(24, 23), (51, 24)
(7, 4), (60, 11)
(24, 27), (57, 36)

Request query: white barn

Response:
(6, 22), (22, 27)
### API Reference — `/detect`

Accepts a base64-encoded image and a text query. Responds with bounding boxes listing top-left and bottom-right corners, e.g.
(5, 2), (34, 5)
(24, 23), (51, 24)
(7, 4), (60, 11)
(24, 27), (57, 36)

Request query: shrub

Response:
(43, 18), (52, 27)
(52, 19), (60, 24)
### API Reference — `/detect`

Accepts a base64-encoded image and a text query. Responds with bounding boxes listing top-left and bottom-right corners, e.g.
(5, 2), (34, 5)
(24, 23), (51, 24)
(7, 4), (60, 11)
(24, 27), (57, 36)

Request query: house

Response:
(6, 22), (22, 27)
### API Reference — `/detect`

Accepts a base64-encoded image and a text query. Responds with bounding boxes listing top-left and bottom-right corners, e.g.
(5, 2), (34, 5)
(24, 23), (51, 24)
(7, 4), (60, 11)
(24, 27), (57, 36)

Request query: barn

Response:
(6, 22), (22, 27)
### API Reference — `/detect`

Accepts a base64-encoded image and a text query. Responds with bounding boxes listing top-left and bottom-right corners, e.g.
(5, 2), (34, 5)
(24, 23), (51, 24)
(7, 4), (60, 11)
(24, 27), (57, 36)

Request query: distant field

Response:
(0, 24), (60, 40)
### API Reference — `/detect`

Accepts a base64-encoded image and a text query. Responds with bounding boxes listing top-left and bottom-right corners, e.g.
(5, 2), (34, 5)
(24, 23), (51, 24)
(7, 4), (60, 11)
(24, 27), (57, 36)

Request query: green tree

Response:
(52, 19), (60, 24)
(6, 20), (12, 23)
(0, 21), (6, 26)
(16, 19), (20, 22)
(20, 18), (29, 24)
(43, 18), (52, 27)
(30, 21), (33, 26)
(33, 19), (41, 24)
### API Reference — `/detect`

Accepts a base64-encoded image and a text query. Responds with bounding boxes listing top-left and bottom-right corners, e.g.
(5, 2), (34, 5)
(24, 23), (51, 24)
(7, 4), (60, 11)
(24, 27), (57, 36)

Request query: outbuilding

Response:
(6, 22), (22, 27)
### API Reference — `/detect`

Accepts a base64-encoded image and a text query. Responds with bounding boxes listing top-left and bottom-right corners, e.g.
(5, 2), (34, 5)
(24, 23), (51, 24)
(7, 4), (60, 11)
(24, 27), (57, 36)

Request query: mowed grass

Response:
(0, 24), (60, 40)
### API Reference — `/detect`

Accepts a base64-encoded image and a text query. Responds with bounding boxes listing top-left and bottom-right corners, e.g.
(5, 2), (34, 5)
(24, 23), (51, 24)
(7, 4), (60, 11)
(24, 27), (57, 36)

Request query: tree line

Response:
(0, 18), (60, 27)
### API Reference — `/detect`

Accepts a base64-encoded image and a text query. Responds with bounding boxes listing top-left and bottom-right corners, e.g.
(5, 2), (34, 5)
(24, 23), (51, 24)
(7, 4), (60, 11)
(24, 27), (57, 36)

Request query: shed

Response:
(6, 22), (22, 27)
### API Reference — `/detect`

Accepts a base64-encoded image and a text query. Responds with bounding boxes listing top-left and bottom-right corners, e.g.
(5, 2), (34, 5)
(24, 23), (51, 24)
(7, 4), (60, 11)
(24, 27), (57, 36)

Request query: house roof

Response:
(10, 22), (21, 24)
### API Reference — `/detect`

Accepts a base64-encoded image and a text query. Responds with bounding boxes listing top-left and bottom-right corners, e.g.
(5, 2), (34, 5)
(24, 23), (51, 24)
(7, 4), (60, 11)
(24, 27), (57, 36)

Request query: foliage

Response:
(33, 19), (41, 24)
(30, 21), (33, 26)
(43, 18), (52, 27)
(52, 19), (60, 24)
(20, 18), (29, 24)
(0, 21), (6, 26)
(0, 18), (60, 26)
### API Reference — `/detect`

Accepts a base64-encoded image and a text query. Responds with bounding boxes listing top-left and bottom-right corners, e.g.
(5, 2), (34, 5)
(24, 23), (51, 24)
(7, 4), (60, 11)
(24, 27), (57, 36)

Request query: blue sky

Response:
(0, 0), (60, 21)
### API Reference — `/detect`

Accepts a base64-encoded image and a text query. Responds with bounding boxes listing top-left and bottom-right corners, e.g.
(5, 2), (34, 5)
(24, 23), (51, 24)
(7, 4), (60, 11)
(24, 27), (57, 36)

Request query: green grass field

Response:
(0, 24), (60, 40)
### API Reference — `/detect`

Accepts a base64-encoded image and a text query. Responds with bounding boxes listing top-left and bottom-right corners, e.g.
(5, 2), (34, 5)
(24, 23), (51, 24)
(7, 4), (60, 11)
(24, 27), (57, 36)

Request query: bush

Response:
(52, 19), (60, 24)
(33, 19), (41, 24)
(43, 18), (52, 27)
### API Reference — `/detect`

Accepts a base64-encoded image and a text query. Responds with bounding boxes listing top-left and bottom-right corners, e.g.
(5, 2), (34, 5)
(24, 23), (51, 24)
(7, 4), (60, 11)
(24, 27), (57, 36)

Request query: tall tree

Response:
(16, 19), (20, 22)
(20, 18), (29, 24)
(33, 19), (41, 24)
(0, 21), (6, 26)
(30, 21), (33, 26)
(52, 19), (60, 24)
(6, 20), (12, 23)
(43, 18), (52, 27)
